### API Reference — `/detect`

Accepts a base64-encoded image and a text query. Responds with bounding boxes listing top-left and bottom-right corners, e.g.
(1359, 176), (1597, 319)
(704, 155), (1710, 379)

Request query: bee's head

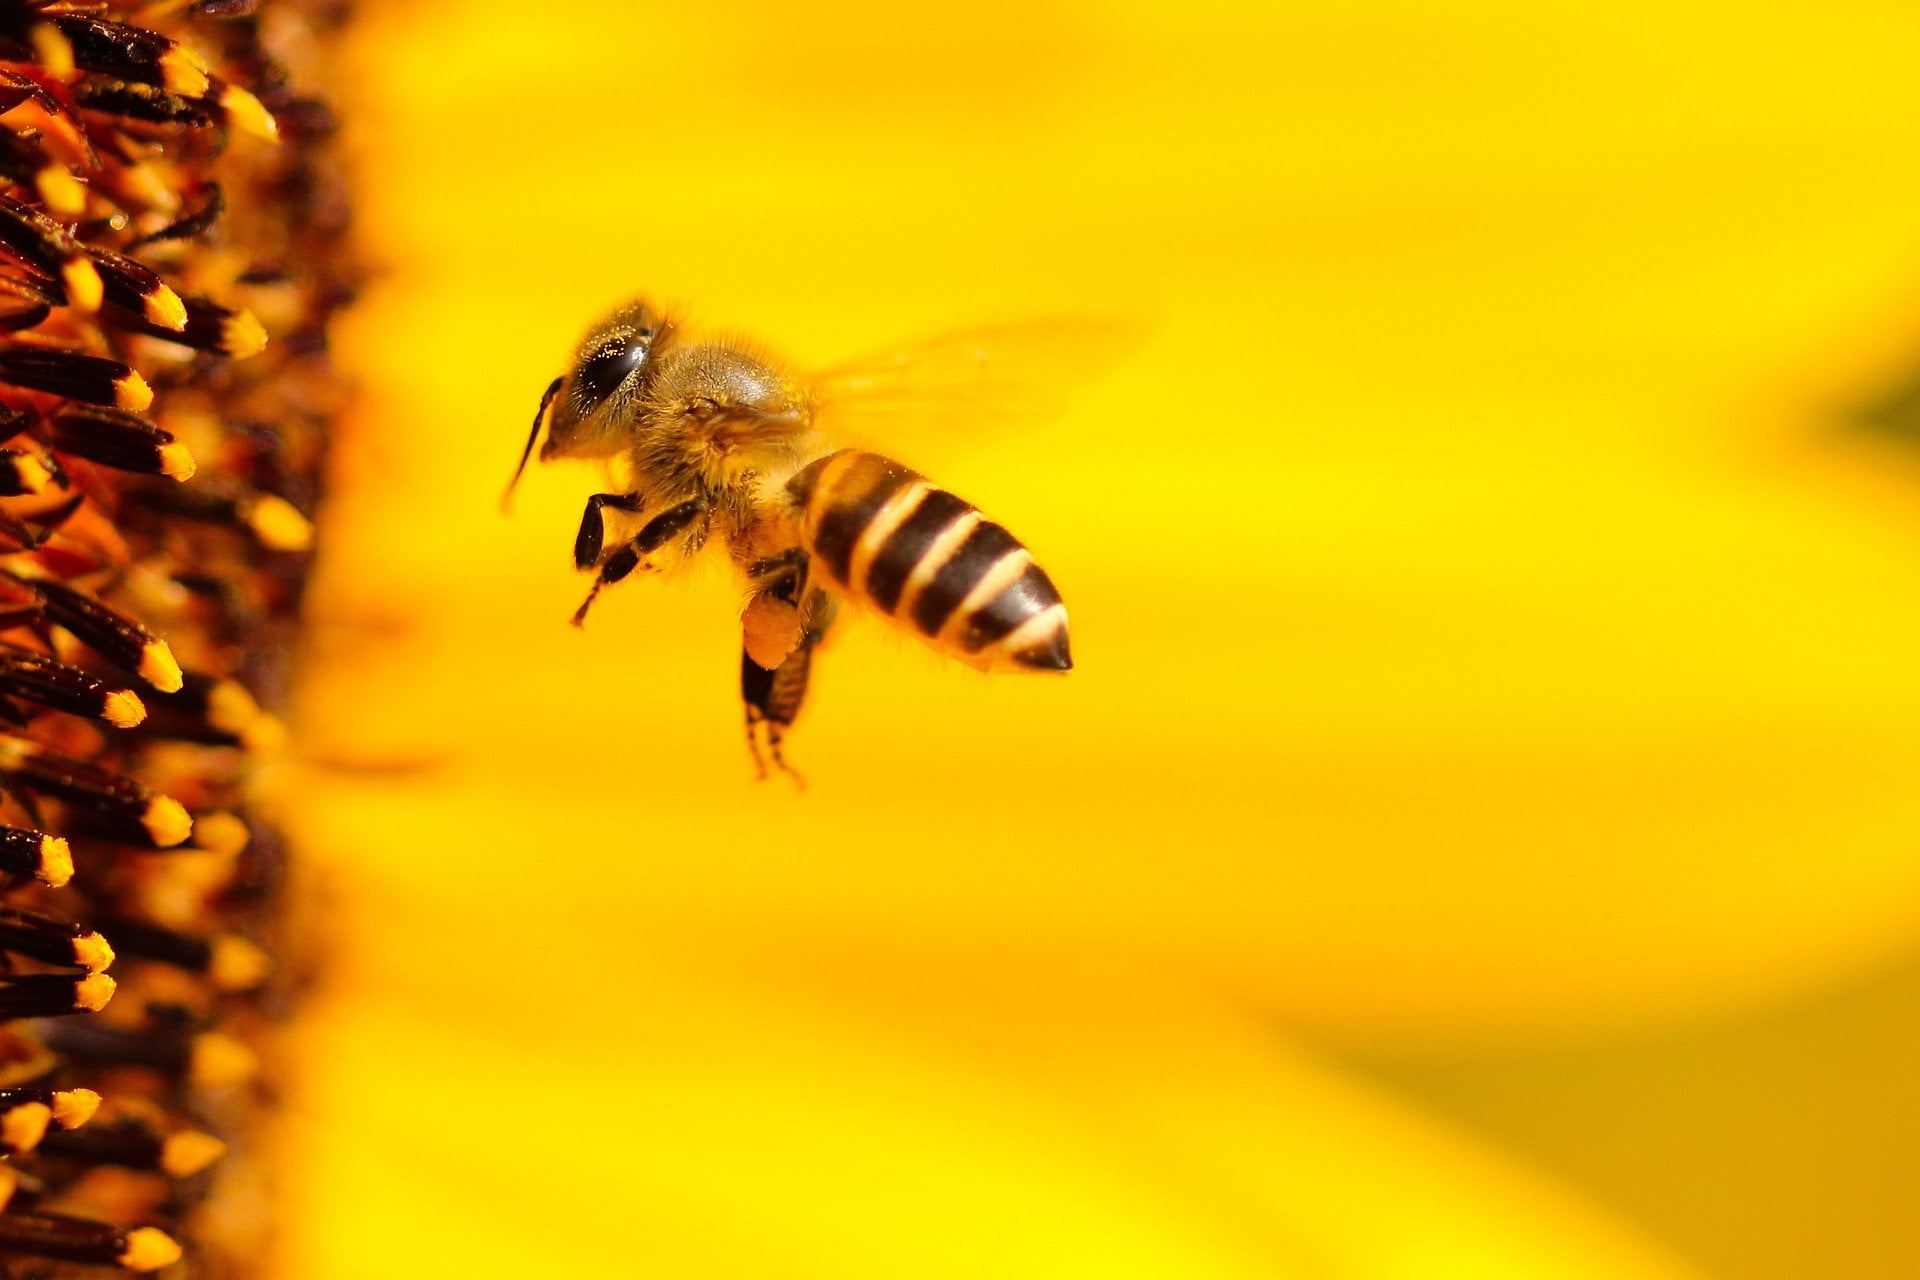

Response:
(545, 299), (666, 458)
(503, 299), (667, 510)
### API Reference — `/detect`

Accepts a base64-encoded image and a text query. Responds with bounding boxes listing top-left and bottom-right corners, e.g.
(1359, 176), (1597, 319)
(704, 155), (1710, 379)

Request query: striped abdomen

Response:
(786, 450), (1070, 672)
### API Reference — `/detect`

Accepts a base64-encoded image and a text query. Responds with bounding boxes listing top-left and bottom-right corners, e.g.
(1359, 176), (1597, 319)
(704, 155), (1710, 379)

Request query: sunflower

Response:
(44, 1), (1914, 1277)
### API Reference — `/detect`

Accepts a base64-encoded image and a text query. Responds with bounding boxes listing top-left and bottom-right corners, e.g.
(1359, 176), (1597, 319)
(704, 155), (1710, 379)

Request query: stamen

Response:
(0, 648), (147, 726)
(13, 576), (183, 691)
(128, 479), (308, 542)
(0, 826), (74, 886)
(141, 674), (263, 746)
(40, 1022), (257, 1088)
(0, 741), (192, 847)
(0, 347), (147, 409)
(47, 17), (209, 97)
(0, 970), (114, 1018)
(39, 1118), (229, 1177)
(45, 404), (193, 478)
(92, 916), (267, 989)
(87, 249), (188, 332)
(0, 1212), (180, 1272)
(0, 904), (113, 969)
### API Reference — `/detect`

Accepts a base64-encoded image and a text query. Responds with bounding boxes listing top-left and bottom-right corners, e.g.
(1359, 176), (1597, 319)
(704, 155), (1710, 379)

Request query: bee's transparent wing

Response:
(808, 316), (1139, 467)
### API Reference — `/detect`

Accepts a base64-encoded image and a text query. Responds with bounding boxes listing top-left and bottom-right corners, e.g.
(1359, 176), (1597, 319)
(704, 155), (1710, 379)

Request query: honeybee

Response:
(503, 299), (1093, 779)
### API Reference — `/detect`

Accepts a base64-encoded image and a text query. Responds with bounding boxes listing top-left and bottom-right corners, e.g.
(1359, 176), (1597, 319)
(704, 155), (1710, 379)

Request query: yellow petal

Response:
(284, 910), (1696, 1280)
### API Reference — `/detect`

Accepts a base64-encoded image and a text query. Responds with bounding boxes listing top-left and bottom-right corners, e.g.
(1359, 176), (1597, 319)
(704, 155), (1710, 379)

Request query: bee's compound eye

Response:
(571, 337), (651, 415)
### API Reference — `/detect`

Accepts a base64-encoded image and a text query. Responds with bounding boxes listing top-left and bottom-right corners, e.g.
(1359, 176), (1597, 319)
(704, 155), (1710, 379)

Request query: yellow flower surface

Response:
(280, 1), (1920, 1276)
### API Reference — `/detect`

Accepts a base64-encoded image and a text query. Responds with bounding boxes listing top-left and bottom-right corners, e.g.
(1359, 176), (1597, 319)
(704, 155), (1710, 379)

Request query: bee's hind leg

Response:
(740, 654), (787, 784)
(740, 588), (838, 787)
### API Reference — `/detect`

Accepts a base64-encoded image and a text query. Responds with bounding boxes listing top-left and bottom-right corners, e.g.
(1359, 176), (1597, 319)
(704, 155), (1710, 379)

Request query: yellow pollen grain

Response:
(0, 1102), (48, 1152)
(221, 84), (279, 142)
(157, 441), (196, 481)
(222, 309), (269, 358)
(37, 835), (71, 888)
(119, 163), (180, 214)
(114, 370), (153, 412)
(62, 259), (102, 313)
(73, 972), (114, 1012)
(160, 1129), (228, 1177)
(142, 795), (192, 848)
(50, 1088), (99, 1129)
(245, 494), (313, 551)
(138, 640), (183, 693)
(27, 24), (72, 79)
(209, 934), (270, 991)
(188, 1032), (259, 1089)
(160, 46), (211, 100)
(72, 930), (113, 973)
(102, 689), (146, 728)
(239, 712), (289, 754)
(33, 165), (85, 217)
(204, 681), (260, 734)
(8, 451), (49, 495)
(145, 284), (188, 332)
(119, 1228), (182, 1273)
(0, 1165), (18, 1211)
(192, 809), (250, 857)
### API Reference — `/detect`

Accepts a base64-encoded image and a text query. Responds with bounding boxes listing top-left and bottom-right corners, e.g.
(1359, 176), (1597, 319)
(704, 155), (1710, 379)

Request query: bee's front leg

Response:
(570, 497), (709, 627)
(573, 491), (645, 569)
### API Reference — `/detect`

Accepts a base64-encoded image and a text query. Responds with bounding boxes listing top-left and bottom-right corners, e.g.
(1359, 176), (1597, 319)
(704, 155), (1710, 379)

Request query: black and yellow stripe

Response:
(788, 450), (1071, 672)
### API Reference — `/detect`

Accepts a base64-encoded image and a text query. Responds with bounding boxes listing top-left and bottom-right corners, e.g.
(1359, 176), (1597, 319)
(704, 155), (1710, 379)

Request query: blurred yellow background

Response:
(274, 2), (1920, 1277)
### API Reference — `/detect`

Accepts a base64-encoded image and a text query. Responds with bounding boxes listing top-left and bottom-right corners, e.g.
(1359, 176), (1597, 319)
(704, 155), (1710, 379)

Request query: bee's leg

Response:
(573, 491), (645, 569)
(740, 653), (779, 782)
(570, 497), (709, 627)
(742, 587), (838, 786)
(740, 548), (809, 669)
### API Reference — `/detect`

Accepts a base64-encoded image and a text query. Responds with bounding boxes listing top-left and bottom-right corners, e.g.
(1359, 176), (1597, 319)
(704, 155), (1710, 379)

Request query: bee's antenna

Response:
(501, 376), (564, 513)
